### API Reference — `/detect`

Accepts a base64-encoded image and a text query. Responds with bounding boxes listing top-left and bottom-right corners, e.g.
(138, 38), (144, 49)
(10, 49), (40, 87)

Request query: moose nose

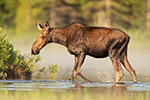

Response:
(31, 49), (35, 55)
(31, 48), (40, 55)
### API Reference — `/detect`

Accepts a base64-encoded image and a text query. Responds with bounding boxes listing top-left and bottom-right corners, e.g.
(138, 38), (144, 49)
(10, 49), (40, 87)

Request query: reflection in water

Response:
(0, 80), (150, 100)
(112, 83), (128, 100)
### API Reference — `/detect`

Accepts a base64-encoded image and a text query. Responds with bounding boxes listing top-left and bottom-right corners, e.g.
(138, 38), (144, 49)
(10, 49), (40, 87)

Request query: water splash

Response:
(98, 71), (114, 83)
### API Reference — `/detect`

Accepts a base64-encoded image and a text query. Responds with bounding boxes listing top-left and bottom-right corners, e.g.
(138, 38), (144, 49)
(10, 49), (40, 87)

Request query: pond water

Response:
(0, 79), (150, 100)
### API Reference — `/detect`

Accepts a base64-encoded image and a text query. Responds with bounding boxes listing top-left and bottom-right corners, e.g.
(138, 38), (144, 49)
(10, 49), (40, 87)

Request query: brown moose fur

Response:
(31, 21), (137, 83)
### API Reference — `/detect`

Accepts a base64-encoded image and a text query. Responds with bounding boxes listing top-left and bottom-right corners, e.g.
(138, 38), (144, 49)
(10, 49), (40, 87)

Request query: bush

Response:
(0, 27), (41, 79)
(0, 28), (59, 80)
(32, 64), (59, 80)
(0, 27), (13, 72)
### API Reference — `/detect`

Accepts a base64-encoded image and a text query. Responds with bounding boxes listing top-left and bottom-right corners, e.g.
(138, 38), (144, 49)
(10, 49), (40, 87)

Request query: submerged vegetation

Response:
(0, 28), (59, 80)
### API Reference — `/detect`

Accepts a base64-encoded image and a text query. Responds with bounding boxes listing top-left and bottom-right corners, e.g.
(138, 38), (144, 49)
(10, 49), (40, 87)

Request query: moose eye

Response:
(42, 33), (44, 35)
(41, 36), (45, 39)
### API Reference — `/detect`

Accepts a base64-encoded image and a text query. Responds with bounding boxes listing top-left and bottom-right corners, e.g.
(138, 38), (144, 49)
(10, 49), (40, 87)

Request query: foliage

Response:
(0, 0), (150, 35)
(15, 0), (44, 33)
(0, 28), (59, 80)
(32, 66), (46, 79)
(49, 64), (59, 80)
(32, 64), (59, 80)
(0, 0), (18, 28)
(0, 28), (41, 79)
(0, 27), (13, 71)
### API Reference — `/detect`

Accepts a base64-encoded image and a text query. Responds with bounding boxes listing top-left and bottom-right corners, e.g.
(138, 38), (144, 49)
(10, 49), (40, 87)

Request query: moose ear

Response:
(44, 21), (50, 30)
(35, 21), (43, 30)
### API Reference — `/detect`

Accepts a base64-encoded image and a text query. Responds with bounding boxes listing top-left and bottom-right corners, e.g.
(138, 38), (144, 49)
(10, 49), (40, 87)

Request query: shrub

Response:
(49, 64), (59, 80)
(0, 27), (13, 73)
(0, 28), (59, 80)
(32, 64), (59, 80)
(0, 27), (41, 79)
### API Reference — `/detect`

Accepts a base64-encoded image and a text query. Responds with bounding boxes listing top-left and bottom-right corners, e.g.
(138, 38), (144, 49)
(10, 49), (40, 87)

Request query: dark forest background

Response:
(0, 0), (150, 33)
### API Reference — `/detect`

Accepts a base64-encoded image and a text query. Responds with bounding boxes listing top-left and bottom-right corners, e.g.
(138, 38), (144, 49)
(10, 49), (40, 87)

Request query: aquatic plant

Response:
(32, 64), (59, 80)
(49, 64), (59, 79)
(32, 66), (46, 79)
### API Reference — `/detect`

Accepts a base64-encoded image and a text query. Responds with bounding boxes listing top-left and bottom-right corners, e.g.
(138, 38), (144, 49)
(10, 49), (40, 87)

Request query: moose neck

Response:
(50, 28), (67, 46)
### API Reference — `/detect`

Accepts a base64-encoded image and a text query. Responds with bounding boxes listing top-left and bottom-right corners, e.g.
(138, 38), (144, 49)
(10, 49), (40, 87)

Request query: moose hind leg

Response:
(111, 57), (124, 83)
(120, 50), (137, 83)
(109, 39), (126, 83)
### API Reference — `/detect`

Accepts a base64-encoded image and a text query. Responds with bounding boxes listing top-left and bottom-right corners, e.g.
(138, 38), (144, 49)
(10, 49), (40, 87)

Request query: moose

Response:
(31, 21), (137, 83)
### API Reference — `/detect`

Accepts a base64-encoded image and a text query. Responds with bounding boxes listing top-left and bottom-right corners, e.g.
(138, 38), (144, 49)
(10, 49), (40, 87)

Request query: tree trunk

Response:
(147, 0), (150, 29)
(50, 0), (56, 27)
(105, 0), (111, 27)
(96, 0), (111, 27)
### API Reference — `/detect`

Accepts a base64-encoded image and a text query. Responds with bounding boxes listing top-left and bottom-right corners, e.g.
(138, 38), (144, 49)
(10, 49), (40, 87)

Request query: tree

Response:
(147, 0), (150, 29)
(0, 0), (149, 34)
(15, 0), (44, 33)
(0, 0), (18, 28)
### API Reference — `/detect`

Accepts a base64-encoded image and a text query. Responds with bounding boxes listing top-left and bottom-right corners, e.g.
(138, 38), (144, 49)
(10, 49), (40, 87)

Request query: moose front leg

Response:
(75, 52), (91, 82)
(69, 52), (91, 82)
(69, 56), (78, 81)
(76, 52), (91, 82)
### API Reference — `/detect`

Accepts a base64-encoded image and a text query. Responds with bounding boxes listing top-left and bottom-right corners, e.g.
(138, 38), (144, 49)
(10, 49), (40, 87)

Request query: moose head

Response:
(31, 21), (51, 55)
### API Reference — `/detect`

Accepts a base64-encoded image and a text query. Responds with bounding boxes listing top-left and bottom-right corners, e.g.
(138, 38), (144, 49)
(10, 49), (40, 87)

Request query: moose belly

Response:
(88, 48), (108, 58)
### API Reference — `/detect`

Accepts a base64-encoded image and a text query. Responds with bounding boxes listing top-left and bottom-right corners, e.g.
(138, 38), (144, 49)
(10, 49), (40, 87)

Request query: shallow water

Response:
(0, 80), (150, 100)
(0, 80), (150, 91)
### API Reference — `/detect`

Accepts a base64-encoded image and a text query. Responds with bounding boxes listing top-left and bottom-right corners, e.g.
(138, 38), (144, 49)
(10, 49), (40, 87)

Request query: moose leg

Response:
(68, 44), (90, 82)
(110, 57), (124, 83)
(69, 53), (89, 82)
(76, 52), (91, 82)
(120, 50), (137, 83)
(69, 56), (78, 81)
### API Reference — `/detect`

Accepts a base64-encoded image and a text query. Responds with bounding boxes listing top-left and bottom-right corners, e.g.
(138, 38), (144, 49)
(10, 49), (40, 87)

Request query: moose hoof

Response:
(84, 80), (92, 83)
(68, 74), (72, 81)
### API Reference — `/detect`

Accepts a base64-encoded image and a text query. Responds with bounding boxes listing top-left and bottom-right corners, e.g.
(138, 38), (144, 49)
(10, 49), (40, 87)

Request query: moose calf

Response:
(31, 21), (137, 83)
